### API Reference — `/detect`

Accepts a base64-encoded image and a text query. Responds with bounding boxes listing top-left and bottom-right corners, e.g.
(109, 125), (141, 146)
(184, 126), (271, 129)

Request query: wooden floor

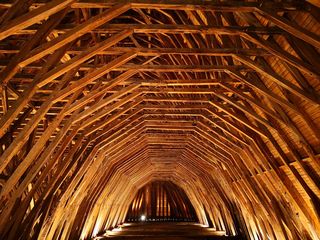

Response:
(96, 222), (243, 239)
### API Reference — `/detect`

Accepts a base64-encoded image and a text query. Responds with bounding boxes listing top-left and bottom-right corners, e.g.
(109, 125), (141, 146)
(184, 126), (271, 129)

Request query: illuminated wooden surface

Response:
(0, 1), (319, 240)
(126, 181), (198, 222)
(99, 222), (230, 239)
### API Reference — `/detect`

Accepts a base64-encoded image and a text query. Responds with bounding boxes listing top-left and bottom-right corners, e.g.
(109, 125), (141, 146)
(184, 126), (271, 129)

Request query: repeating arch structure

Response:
(0, 1), (319, 239)
(126, 180), (199, 222)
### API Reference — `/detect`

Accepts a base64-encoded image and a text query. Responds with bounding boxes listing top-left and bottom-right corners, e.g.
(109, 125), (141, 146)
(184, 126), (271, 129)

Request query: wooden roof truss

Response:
(0, 1), (319, 239)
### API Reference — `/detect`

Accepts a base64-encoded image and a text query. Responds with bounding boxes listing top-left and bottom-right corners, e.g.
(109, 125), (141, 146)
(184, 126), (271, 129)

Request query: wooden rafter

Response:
(0, 1), (319, 240)
(0, 0), (75, 41)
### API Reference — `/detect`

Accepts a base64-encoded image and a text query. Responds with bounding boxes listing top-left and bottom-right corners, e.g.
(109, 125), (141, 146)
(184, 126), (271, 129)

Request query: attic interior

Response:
(0, 0), (319, 239)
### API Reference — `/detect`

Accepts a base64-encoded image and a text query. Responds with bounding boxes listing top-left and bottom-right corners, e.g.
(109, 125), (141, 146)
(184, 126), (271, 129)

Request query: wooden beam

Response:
(0, 0), (34, 26)
(0, 47), (271, 56)
(12, 24), (284, 36)
(0, 53), (135, 175)
(0, 62), (251, 72)
(0, 44), (71, 138)
(120, 64), (250, 72)
(234, 55), (320, 105)
(37, 30), (133, 88)
(256, 8), (320, 49)
(0, 2), (319, 239)
(0, 9), (69, 86)
(1, 85), (8, 114)
(213, 92), (276, 131)
(0, 33), (132, 137)
(64, 57), (157, 114)
(83, 95), (143, 136)
(74, 84), (140, 125)
(307, 0), (320, 7)
(0, 77), (77, 200)
(219, 82), (287, 125)
(0, 1), (303, 11)
(0, 0), (74, 41)
(208, 100), (268, 138)
(19, 3), (131, 67)
(243, 33), (320, 77)
(0, 86), (82, 233)
(52, 52), (137, 102)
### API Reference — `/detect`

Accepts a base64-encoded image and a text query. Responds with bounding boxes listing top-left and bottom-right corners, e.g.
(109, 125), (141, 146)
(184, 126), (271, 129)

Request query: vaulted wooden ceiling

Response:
(0, 1), (319, 239)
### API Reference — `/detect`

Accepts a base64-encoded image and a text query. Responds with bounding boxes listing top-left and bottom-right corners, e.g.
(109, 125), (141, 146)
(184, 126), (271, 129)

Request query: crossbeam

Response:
(0, 0), (304, 12)
(13, 24), (284, 35)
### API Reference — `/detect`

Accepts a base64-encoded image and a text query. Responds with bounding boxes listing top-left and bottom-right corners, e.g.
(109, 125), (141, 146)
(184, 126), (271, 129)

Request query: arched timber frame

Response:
(126, 180), (199, 222)
(0, 1), (319, 239)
